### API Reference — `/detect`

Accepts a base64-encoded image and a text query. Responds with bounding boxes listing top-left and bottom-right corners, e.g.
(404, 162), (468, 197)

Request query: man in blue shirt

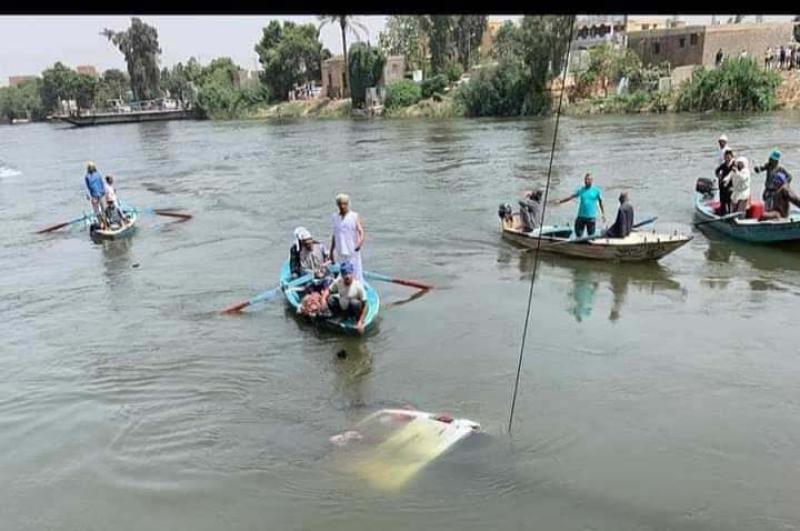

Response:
(84, 161), (107, 228)
(556, 173), (606, 238)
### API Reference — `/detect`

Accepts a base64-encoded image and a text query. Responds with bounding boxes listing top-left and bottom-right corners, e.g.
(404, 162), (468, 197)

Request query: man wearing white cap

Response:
(330, 193), (365, 281)
(716, 135), (730, 166)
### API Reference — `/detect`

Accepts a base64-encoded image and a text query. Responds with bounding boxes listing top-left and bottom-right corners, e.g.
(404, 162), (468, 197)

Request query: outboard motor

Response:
(695, 177), (715, 197)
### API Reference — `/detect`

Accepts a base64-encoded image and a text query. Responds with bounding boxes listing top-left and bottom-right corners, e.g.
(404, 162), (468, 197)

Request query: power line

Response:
(508, 16), (576, 434)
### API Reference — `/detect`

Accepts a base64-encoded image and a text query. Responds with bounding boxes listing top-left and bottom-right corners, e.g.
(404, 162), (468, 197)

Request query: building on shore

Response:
(574, 16), (680, 50)
(8, 75), (37, 87)
(75, 65), (99, 78)
(322, 55), (347, 99)
(627, 21), (797, 68)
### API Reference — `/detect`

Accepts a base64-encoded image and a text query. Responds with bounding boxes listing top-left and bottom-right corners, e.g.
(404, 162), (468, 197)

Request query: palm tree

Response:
(319, 15), (369, 98)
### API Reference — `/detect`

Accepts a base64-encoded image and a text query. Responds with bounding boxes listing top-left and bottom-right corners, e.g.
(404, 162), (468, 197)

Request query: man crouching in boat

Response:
(604, 192), (634, 238)
(519, 189), (544, 232)
(324, 261), (367, 334)
(759, 173), (800, 220)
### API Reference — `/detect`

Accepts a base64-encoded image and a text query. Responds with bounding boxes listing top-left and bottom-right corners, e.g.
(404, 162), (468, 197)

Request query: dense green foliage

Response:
(676, 57), (782, 112)
(421, 74), (448, 99)
(94, 69), (131, 108)
(456, 61), (529, 116)
(384, 80), (422, 109)
(255, 20), (325, 102)
(102, 17), (161, 101)
(163, 57), (267, 119)
(0, 79), (44, 122)
(451, 16), (487, 71)
(456, 15), (574, 117)
(348, 43), (385, 108)
(445, 61), (464, 83)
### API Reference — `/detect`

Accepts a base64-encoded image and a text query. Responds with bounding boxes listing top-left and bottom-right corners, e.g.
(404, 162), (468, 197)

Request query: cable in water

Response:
(508, 16), (576, 433)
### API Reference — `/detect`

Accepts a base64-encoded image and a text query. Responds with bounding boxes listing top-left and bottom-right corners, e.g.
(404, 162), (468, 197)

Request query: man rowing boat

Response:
(330, 193), (365, 282)
(84, 161), (108, 229)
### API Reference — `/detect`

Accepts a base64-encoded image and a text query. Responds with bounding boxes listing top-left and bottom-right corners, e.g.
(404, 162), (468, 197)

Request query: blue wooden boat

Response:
(279, 261), (380, 335)
(694, 193), (800, 243)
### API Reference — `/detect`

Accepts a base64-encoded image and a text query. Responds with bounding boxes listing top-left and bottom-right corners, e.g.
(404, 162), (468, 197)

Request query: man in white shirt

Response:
(330, 193), (365, 281)
(325, 261), (367, 333)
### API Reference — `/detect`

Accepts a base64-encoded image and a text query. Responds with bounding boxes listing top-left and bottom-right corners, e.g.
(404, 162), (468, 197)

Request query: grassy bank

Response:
(248, 98), (352, 121)
(384, 94), (464, 119)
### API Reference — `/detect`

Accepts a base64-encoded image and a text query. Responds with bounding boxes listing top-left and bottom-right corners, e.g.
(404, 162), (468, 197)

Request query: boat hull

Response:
(694, 193), (800, 243)
(61, 109), (194, 127)
(89, 212), (138, 241)
(500, 215), (691, 262)
(279, 261), (379, 335)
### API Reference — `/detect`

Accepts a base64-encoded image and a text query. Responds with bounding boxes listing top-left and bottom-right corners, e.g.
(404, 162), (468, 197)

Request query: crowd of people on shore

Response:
(764, 45), (800, 70)
(83, 161), (129, 230)
(288, 193), (368, 333)
(712, 134), (800, 220)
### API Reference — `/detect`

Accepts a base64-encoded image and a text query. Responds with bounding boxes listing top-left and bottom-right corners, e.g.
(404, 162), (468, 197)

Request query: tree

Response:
(255, 20), (325, 101)
(453, 16), (487, 71)
(0, 78), (44, 122)
(379, 16), (426, 72)
(95, 69), (130, 109)
(40, 62), (78, 113)
(102, 17), (162, 101)
(189, 57), (268, 119)
(348, 42), (385, 107)
(427, 16), (453, 75)
(319, 15), (369, 98)
(491, 21), (521, 61)
(73, 74), (98, 109)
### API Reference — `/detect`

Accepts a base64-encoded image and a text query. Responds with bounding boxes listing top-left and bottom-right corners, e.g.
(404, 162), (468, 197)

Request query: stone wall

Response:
(702, 23), (796, 65)
(627, 26), (705, 67)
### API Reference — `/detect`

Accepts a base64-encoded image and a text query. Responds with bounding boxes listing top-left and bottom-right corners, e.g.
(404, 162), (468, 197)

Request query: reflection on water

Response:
(514, 250), (685, 322)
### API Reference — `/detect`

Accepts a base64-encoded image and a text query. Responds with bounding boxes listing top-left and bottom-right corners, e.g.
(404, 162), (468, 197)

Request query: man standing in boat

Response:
(83, 161), (107, 229)
(330, 193), (365, 281)
(555, 173), (606, 238)
(754, 149), (793, 212)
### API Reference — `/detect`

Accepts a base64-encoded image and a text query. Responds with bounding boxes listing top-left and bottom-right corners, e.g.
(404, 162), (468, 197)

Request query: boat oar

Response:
(35, 214), (89, 234)
(121, 203), (192, 221)
(220, 272), (312, 314)
(694, 211), (743, 226)
(552, 216), (658, 245)
(364, 271), (434, 290)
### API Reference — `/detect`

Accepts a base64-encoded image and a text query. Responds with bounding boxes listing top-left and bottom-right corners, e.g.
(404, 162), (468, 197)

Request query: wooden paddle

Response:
(551, 216), (658, 246)
(35, 214), (89, 234)
(364, 271), (434, 290)
(693, 211), (743, 226)
(122, 205), (193, 221)
(220, 272), (313, 314)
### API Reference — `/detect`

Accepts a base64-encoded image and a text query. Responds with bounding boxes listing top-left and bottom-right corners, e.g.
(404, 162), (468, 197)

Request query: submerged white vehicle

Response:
(330, 408), (481, 491)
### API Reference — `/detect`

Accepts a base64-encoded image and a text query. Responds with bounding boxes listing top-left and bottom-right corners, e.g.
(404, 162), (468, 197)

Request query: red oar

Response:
(35, 214), (89, 234)
(364, 271), (434, 290)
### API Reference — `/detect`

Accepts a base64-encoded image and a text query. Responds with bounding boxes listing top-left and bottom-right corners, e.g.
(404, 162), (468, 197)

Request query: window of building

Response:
(679, 37), (686, 48)
(690, 33), (698, 45)
(653, 41), (661, 54)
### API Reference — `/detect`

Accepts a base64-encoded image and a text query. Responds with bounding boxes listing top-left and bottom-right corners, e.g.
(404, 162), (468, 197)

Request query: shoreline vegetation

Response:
(1, 16), (798, 125)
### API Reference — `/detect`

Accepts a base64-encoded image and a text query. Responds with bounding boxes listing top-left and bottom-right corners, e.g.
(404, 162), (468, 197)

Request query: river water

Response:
(2, 114), (800, 530)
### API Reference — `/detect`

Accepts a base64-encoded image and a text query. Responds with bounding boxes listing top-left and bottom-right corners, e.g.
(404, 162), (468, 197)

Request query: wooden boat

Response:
(89, 211), (138, 241)
(500, 213), (691, 262)
(694, 192), (800, 243)
(278, 260), (379, 335)
(331, 408), (481, 491)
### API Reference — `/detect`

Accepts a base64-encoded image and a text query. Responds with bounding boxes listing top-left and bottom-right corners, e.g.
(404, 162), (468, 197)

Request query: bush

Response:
(676, 57), (781, 112)
(421, 74), (448, 99)
(445, 61), (464, 84)
(455, 61), (530, 116)
(384, 79), (422, 109)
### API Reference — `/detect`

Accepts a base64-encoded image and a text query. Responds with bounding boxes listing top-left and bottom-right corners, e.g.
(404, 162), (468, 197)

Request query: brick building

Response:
(8, 75), (37, 87)
(628, 22), (797, 68)
(321, 55), (347, 99)
(75, 65), (99, 77)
